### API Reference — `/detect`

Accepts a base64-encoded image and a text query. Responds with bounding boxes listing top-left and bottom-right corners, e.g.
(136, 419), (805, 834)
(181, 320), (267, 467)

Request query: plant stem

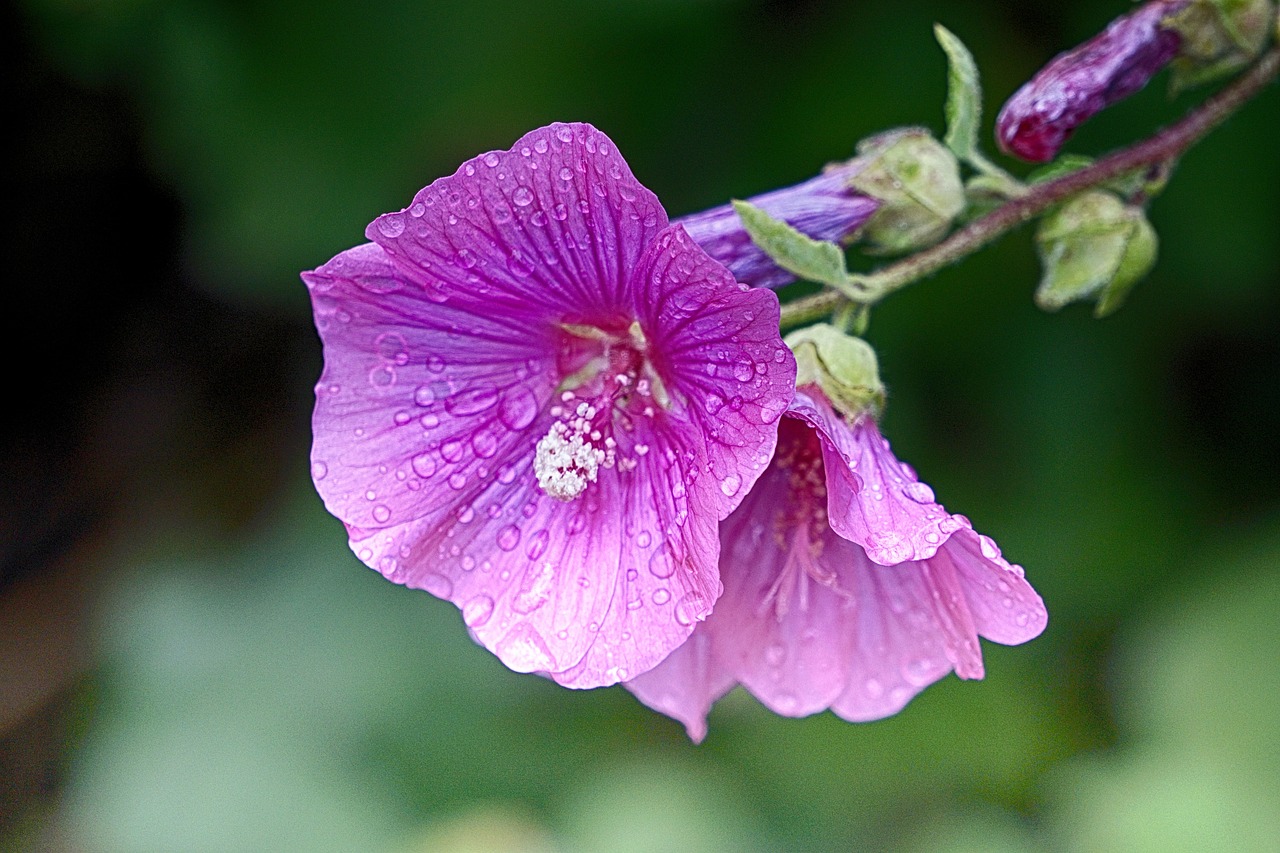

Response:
(779, 43), (1280, 327)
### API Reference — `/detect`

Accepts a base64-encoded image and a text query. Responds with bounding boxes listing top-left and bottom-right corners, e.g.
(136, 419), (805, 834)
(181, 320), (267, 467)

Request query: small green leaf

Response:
(934, 23), (983, 162)
(732, 200), (850, 289)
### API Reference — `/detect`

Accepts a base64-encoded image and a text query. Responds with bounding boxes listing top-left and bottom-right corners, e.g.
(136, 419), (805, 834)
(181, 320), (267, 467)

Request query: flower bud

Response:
(675, 162), (878, 289)
(849, 128), (965, 254)
(784, 323), (886, 418)
(997, 1), (1189, 163)
(1164, 0), (1276, 90)
(1035, 190), (1158, 317)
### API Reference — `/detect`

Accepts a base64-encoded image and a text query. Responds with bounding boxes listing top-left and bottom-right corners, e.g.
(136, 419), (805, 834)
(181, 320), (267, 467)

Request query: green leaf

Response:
(934, 23), (982, 162)
(732, 200), (851, 289)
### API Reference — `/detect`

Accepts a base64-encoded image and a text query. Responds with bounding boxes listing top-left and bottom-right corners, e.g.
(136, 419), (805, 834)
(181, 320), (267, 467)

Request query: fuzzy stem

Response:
(778, 43), (1280, 326)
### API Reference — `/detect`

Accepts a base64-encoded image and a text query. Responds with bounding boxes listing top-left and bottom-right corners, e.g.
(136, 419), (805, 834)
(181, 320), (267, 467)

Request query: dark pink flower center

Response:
(759, 419), (848, 618)
(535, 319), (667, 500)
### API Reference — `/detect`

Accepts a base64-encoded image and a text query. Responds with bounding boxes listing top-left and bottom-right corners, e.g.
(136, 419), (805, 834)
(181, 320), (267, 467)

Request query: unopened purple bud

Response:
(675, 163), (879, 288)
(997, 1), (1189, 162)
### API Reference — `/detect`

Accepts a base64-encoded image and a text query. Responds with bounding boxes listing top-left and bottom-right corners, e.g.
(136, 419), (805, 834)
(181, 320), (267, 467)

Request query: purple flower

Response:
(997, 1), (1188, 162)
(626, 388), (1047, 741)
(675, 163), (879, 288)
(303, 123), (796, 688)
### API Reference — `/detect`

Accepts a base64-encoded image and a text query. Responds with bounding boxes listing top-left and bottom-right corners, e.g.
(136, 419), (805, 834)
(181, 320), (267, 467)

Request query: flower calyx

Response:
(849, 128), (965, 255)
(785, 323), (886, 420)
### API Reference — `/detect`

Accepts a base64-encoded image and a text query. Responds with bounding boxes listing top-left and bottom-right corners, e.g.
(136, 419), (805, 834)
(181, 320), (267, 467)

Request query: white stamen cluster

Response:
(534, 402), (617, 501)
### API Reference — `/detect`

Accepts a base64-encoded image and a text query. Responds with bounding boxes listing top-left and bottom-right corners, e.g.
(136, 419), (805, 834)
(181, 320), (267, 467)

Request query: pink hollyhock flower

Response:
(304, 123), (796, 688)
(675, 163), (879, 289)
(996, 0), (1188, 162)
(626, 388), (1047, 741)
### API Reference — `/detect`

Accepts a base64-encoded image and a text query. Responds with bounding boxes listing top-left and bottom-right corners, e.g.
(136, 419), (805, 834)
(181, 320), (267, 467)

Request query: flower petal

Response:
(306, 242), (558, 534)
(791, 391), (957, 566)
(368, 122), (667, 314)
(945, 528), (1049, 645)
(548, 424), (725, 688)
(623, 630), (734, 743)
(636, 225), (796, 519)
(325, 382), (727, 688)
(699, 431), (857, 717)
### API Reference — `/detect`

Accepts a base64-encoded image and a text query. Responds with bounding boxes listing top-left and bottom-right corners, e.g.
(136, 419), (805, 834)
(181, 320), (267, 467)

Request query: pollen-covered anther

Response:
(533, 402), (617, 501)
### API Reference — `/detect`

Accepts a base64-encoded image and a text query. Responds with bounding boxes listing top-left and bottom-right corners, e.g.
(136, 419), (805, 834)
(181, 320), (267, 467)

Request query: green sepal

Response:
(732, 200), (851, 290)
(784, 323), (886, 419)
(934, 23), (983, 163)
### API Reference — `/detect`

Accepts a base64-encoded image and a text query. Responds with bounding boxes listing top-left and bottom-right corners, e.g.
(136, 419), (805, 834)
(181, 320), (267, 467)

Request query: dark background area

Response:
(3, 0), (1277, 850)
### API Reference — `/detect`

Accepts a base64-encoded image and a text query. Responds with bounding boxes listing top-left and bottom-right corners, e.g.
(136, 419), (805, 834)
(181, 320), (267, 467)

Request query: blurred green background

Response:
(2, 0), (1277, 850)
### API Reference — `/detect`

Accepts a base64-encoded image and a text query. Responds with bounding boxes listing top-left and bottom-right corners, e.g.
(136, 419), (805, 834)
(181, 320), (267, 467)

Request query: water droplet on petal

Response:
(471, 430), (498, 459)
(483, 152), (500, 168)
(368, 365), (396, 388)
(440, 440), (465, 463)
(526, 529), (549, 561)
(446, 386), (499, 416)
(507, 252), (535, 277)
(372, 505), (391, 523)
(411, 453), (437, 478)
(514, 561), (556, 614)
(421, 572), (452, 598)
(497, 525), (521, 551)
(512, 186), (534, 207)
(636, 531), (652, 548)
(902, 482), (934, 505)
(759, 399), (786, 423)
(377, 215), (404, 238)
(463, 594), (494, 628)
(903, 657), (939, 686)
(648, 543), (677, 579)
(456, 249), (477, 269)
(719, 474), (741, 498)
(311, 461), (328, 481)
(868, 530), (913, 564)
(413, 385), (436, 407)
(674, 591), (710, 626)
(496, 621), (557, 672)
(651, 588), (671, 605)
(499, 387), (539, 430)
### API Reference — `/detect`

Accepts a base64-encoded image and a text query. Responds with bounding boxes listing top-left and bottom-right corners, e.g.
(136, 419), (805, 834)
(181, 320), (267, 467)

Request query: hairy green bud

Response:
(1035, 190), (1158, 318)
(850, 128), (965, 255)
